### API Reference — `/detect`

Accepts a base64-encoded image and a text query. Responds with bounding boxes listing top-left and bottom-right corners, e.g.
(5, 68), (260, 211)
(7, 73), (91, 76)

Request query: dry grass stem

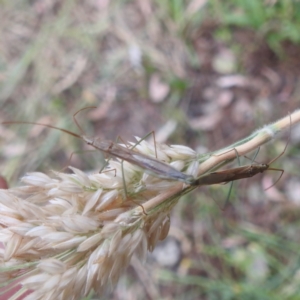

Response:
(0, 111), (299, 299)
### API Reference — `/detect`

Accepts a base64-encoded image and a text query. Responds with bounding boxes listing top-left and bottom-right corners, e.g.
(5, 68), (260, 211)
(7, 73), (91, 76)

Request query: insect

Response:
(82, 138), (195, 184)
(192, 115), (291, 208)
(2, 108), (195, 184)
(193, 153), (284, 187)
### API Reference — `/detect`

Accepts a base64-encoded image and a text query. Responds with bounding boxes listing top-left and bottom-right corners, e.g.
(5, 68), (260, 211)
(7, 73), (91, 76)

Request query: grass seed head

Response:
(0, 140), (196, 299)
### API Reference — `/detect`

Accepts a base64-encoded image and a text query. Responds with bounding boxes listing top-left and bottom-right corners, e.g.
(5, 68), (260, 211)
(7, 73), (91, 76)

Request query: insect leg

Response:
(222, 148), (240, 210)
(72, 106), (97, 135)
(116, 135), (150, 215)
(263, 114), (291, 190)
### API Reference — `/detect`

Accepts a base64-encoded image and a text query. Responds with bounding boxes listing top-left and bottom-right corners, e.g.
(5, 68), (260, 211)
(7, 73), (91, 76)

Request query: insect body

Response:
(193, 162), (276, 186)
(2, 121), (195, 184)
(190, 154), (284, 210)
(83, 137), (195, 184)
(192, 114), (291, 208)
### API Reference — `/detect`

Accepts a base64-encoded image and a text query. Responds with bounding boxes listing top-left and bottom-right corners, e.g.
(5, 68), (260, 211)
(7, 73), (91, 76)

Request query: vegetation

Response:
(1, 1), (300, 299)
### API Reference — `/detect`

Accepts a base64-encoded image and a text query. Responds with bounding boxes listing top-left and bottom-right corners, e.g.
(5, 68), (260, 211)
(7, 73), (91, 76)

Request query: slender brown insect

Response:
(192, 115), (291, 209)
(192, 143), (287, 186)
(2, 108), (195, 184)
(192, 154), (284, 187)
(83, 137), (195, 183)
(2, 109), (197, 215)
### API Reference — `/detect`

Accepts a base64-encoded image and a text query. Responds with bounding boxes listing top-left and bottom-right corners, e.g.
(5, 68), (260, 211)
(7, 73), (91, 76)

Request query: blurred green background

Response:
(1, 1), (300, 299)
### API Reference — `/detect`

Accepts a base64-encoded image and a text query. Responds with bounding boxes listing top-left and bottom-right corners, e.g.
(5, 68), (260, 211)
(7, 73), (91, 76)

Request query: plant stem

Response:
(131, 109), (300, 215)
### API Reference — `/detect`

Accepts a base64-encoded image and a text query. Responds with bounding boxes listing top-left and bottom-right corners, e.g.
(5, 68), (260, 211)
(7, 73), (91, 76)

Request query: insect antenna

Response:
(2, 121), (82, 139)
